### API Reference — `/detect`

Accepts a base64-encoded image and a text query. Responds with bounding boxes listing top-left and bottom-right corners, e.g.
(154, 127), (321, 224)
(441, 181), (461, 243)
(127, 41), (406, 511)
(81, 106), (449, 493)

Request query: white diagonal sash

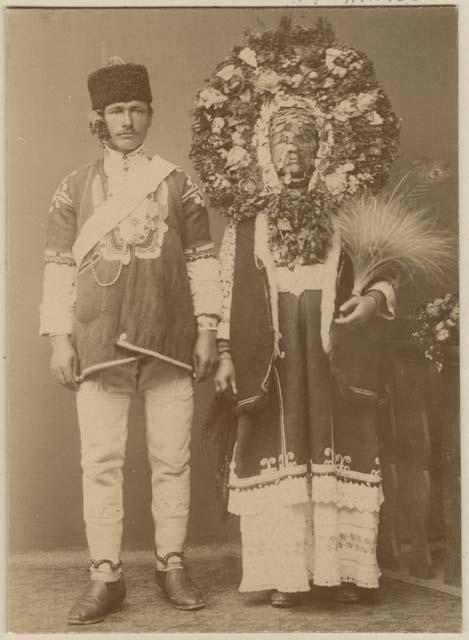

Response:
(72, 154), (177, 269)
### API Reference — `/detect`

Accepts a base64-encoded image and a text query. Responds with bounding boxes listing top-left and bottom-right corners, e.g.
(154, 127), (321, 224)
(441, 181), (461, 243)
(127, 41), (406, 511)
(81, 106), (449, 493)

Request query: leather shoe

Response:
(333, 582), (360, 604)
(270, 590), (301, 608)
(68, 578), (126, 625)
(155, 566), (205, 611)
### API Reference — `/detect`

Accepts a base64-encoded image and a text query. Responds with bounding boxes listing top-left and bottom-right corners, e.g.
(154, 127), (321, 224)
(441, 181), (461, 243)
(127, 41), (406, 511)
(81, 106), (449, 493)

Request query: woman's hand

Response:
(334, 295), (378, 328)
(214, 356), (238, 398)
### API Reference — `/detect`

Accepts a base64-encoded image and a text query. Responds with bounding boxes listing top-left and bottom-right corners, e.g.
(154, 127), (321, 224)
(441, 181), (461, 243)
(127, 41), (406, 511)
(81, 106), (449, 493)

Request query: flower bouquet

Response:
(412, 294), (459, 372)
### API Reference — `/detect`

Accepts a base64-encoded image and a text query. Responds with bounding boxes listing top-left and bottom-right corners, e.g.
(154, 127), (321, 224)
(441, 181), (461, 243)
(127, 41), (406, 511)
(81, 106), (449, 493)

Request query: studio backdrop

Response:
(7, 6), (457, 551)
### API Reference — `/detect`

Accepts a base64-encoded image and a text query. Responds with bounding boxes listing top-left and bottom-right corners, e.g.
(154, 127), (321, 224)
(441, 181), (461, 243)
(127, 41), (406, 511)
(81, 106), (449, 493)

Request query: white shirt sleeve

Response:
(216, 222), (237, 341)
(39, 255), (76, 335)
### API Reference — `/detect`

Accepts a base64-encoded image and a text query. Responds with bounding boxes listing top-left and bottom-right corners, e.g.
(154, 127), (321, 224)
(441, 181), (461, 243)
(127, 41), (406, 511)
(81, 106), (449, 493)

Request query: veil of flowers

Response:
(190, 17), (400, 266)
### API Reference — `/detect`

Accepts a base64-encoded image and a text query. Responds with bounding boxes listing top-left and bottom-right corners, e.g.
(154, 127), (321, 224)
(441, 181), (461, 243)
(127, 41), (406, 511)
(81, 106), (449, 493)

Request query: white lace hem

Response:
(228, 472), (383, 516)
(238, 501), (381, 593)
(228, 474), (309, 516)
(312, 473), (384, 513)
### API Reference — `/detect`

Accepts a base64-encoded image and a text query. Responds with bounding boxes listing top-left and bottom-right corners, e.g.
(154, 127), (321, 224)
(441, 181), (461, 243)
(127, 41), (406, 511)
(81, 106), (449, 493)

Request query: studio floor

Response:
(8, 545), (462, 634)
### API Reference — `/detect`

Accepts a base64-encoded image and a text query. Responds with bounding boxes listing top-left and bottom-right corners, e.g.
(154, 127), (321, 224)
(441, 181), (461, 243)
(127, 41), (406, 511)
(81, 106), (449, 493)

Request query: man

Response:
(40, 58), (221, 623)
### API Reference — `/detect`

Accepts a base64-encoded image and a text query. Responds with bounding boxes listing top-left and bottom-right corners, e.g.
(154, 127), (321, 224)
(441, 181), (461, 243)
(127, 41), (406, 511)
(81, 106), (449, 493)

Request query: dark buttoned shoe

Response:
(270, 590), (301, 608)
(155, 566), (205, 611)
(333, 581), (360, 603)
(68, 578), (126, 625)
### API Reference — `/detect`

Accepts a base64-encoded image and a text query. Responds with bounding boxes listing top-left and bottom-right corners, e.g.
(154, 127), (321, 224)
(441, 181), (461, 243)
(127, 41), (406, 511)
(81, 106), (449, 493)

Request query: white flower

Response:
(290, 73), (304, 88)
(435, 321), (446, 331)
(333, 66), (347, 78)
(347, 175), (359, 194)
(357, 91), (378, 113)
(325, 48), (343, 68)
(450, 306), (459, 322)
(238, 47), (257, 68)
(308, 70), (319, 79)
(216, 64), (236, 82)
(211, 117), (225, 134)
(255, 69), (282, 94)
(239, 178), (258, 196)
(231, 131), (247, 147)
(198, 88), (227, 109)
(325, 172), (348, 195)
(225, 146), (251, 169)
(436, 328), (450, 342)
(333, 99), (359, 122)
(366, 111), (384, 126)
(426, 303), (439, 318)
(282, 74), (301, 87)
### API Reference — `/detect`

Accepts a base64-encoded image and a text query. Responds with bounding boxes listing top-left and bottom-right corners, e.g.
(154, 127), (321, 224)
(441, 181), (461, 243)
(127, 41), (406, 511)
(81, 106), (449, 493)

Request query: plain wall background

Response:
(7, 7), (457, 551)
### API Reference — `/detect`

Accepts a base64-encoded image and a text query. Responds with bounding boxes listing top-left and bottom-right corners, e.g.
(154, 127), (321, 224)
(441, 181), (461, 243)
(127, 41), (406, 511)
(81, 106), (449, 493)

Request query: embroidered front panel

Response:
(99, 181), (169, 263)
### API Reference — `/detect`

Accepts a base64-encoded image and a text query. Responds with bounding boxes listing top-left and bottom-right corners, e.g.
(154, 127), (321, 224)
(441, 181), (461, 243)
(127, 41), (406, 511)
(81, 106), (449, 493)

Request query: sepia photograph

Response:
(6, 3), (461, 634)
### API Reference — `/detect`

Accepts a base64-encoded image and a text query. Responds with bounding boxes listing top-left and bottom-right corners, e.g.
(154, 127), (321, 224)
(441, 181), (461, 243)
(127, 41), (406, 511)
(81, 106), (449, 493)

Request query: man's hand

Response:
(334, 295), (377, 328)
(214, 357), (237, 397)
(192, 331), (218, 382)
(50, 334), (79, 390)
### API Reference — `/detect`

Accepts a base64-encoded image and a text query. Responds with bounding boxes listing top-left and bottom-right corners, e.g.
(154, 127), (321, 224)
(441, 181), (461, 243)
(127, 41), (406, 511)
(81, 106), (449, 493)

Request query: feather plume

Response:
(388, 158), (453, 209)
(338, 191), (457, 295)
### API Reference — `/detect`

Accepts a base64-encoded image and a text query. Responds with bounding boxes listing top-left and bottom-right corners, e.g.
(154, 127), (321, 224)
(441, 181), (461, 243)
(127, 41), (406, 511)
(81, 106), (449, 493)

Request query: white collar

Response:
(103, 143), (150, 178)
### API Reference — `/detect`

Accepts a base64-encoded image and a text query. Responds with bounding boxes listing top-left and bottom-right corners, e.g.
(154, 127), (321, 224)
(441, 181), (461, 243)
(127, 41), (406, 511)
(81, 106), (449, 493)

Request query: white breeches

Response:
(76, 358), (193, 581)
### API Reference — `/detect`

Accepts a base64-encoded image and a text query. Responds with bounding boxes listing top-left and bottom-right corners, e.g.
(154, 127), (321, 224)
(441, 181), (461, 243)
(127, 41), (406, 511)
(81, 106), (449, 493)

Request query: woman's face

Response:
(269, 112), (318, 183)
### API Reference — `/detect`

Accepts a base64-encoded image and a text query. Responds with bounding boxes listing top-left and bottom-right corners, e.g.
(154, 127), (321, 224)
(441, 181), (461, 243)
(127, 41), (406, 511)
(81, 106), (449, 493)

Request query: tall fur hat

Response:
(88, 57), (152, 110)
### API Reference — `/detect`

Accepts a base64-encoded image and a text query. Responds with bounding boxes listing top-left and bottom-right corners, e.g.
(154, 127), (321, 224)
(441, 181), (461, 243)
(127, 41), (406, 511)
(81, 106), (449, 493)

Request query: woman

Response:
(191, 18), (400, 606)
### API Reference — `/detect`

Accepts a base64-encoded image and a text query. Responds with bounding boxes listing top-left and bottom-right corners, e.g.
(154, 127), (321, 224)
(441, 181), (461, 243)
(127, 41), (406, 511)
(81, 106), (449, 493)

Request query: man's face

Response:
(269, 112), (318, 183)
(103, 100), (152, 153)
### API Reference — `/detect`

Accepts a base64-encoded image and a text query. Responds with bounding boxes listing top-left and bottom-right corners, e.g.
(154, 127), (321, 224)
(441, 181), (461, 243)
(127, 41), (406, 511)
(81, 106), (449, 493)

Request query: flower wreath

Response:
(190, 18), (400, 267)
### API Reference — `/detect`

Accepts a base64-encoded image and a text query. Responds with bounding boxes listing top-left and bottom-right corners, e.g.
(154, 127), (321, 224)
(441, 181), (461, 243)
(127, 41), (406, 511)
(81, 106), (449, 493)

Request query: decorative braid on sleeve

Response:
(44, 249), (76, 267)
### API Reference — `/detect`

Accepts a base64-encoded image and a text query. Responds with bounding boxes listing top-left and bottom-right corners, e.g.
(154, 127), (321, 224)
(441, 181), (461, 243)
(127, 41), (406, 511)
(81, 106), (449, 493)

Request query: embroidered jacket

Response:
(40, 145), (221, 379)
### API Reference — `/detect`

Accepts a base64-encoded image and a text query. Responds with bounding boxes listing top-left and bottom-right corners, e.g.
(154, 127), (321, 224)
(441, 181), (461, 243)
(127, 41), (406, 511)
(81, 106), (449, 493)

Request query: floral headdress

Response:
(190, 17), (400, 267)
